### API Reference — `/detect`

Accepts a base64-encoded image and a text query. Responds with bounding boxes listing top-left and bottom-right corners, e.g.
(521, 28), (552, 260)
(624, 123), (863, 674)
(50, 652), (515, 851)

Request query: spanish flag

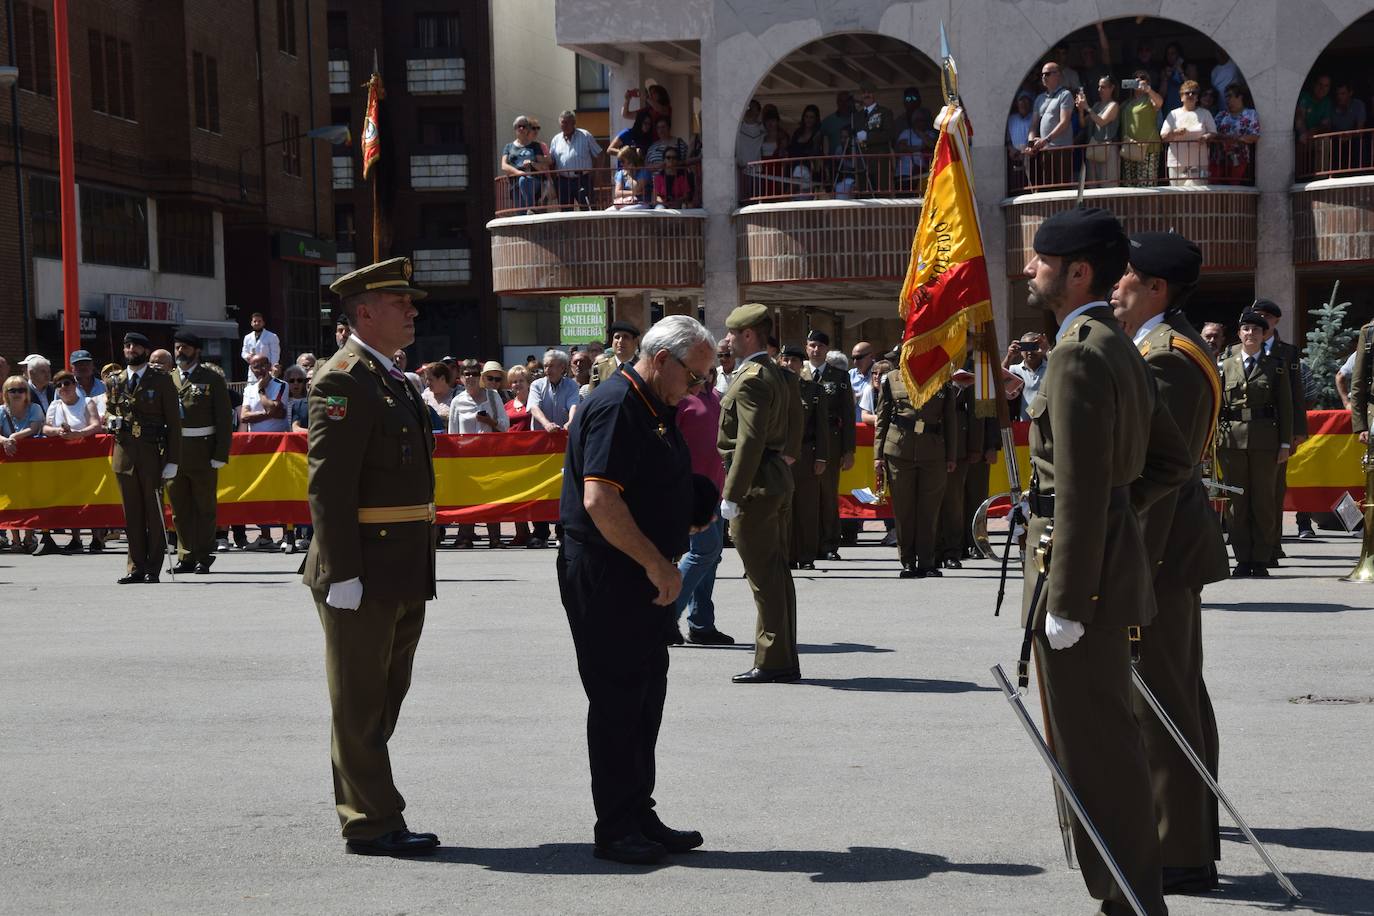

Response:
(897, 102), (993, 407)
(361, 71), (383, 181)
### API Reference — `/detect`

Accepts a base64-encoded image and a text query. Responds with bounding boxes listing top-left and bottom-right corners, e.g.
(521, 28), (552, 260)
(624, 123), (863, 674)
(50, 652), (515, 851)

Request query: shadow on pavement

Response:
(675, 643), (895, 655)
(1209, 870), (1374, 915)
(1222, 824), (1374, 854)
(799, 676), (998, 694)
(424, 843), (1044, 883)
(1204, 603), (1366, 614)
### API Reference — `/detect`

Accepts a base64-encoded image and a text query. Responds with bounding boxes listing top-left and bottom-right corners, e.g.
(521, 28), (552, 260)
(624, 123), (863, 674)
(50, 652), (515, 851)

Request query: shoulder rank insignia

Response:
(325, 396), (348, 420)
(335, 361), (349, 369)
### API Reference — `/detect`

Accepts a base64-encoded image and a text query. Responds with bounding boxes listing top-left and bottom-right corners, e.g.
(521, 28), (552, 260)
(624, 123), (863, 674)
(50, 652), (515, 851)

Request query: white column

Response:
(1252, 128), (1297, 339)
(700, 38), (739, 334)
(606, 53), (643, 130)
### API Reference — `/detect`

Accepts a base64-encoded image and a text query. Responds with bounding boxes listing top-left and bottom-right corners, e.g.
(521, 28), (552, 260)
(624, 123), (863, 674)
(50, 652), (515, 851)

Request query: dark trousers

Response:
(817, 455), (842, 553)
(314, 591), (426, 839)
(116, 457), (166, 575)
(937, 462), (969, 561)
(789, 443), (822, 564)
(555, 173), (594, 210)
(558, 540), (670, 843)
(733, 493), (799, 671)
(168, 465), (219, 564)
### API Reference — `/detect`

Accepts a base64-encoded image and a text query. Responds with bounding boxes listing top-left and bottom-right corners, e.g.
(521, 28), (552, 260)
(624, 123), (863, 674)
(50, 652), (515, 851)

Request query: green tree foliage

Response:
(1303, 281), (1357, 409)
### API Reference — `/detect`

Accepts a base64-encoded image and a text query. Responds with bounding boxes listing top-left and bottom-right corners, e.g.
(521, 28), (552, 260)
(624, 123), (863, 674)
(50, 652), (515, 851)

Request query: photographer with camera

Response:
(1003, 331), (1051, 420)
(1120, 70), (1165, 187)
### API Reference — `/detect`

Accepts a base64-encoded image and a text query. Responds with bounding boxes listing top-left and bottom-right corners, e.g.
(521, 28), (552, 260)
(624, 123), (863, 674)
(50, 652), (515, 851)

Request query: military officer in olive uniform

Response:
(1217, 310), (1294, 577)
(1351, 317), (1374, 442)
(779, 345), (829, 570)
(850, 83), (896, 193)
(306, 257), (441, 857)
(1113, 231), (1231, 893)
(802, 330), (855, 559)
(1251, 299), (1309, 555)
(720, 304), (799, 684)
(936, 365), (993, 569)
(107, 331), (183, 584)
(168, 330), (232, 574)
(1021, 208), (1192, 916)
(590, 320), (640, 388)
(874, 372), (957, 578)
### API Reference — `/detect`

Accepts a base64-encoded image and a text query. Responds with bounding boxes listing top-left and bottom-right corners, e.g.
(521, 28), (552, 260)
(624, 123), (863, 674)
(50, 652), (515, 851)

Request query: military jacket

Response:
(303, 338), (437, 602)
(1021, 306), (1191, 627)
(1350, 321), (1374, 434)
(1224, 336), (1307, 439)
(874, 372), (958, 465)
(106, 368), (182, 474)
(782, 366), (804, 462)
(850, 104), (896, 152)
(590, 354), (626, 389)
(803, 361), (856, 456)
(1136, 316), (1230, 588)
(172, 364), (232, 465)
(1218, 348), (1293, 451)
(950, 381), (997, 464)
(719, 355), (794, 503)
(796, 375), (830, 461)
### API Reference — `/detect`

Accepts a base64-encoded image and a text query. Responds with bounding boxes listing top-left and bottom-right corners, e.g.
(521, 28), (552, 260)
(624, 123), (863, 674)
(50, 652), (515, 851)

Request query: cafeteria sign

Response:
(559, 296), (607, 345)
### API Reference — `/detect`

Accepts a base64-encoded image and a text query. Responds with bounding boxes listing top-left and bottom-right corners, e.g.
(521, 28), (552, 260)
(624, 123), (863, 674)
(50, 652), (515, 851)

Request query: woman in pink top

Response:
(670, 369), (733, 646)
(503, 365), (534, 546)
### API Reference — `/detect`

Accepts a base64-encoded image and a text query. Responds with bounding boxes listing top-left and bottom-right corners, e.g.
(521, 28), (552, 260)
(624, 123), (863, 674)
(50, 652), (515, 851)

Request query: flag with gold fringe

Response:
(361, 70), (383, 181)
(897, 97), (996, 413)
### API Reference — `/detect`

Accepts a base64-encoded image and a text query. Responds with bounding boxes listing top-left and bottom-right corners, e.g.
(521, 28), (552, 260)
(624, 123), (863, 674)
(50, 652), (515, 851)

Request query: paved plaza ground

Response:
(3, 519), (1372, 915)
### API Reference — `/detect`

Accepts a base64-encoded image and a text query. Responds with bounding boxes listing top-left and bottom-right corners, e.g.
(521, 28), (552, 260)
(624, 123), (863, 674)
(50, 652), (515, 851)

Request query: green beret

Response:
(1032, 207), (1127, 257)
(726, 302), (770, 330)
(1128, 232), (1201, 285)
(329, 256), (428, 301)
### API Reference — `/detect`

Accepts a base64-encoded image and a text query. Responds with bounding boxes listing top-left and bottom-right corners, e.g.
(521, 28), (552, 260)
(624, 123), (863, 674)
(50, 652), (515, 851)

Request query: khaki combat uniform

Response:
(169, 364), (232, 567)
(1217, 348), (1293, 566)
(788, 372), (829, 566)
(107, 368), (183, 576)
(802, 361), (855, 554)
(874, 373), (956, 572)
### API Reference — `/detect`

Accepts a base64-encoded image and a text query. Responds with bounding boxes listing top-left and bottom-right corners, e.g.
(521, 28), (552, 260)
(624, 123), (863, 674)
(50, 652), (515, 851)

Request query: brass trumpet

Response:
(1343, 436), (1374, 582)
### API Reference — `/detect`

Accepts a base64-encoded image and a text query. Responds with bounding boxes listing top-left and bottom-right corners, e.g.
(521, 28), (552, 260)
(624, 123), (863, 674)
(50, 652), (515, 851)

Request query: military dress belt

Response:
(357, 503), (437, 524)
(891, 415), (942, 434)
(1221, 406), (1276, 422)
(1026, 484), (1129, 519)
(182, 425), (216, 437)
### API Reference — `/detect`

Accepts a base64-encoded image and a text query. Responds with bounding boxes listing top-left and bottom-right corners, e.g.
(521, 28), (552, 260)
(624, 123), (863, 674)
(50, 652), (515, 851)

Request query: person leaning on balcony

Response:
(1161, 80), (1217, 186)
(1024, 62), (1074, 188)
(609, 148), (651, 210)
(785, 104), (823, 194)
(653, 149), (695, 209)
(1005, 91), (1035, 191)
(1214, 83), (1260, 185)
(1328, 81), (1368, 171)
(1077, 75), (1120, 186)
(549, 109), (604, 211)
(896, 108), (932, 193)
(1120, 70), (1165, 187)
(1295, 73), (1334, 144)
(500, 116), (550, 215)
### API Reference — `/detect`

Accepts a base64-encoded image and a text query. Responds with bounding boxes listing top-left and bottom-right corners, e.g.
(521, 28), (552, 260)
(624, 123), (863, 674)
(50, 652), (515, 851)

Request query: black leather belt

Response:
(1027, 484), (1129, 519)
(1221, 406), (1276, 422)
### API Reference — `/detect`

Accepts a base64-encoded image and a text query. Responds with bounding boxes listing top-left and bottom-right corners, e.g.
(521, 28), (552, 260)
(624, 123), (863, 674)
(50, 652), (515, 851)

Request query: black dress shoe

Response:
(732, 666), (801, 684)
(687, 627), (735, 646)
(1231, 563), (1251, 578)
(116, 572), (146, 584)
(898, 565), (917, 579)
(821, 550), (842, 561)
(641, 817), (703, 853)
(32, 538), (59, 556)
(87, 539), (104, 553)
(942, 557), (962, 570)
(346, 829), (440, 857)
(800, 561), (815, 570)
(922, 567), (943, 578)
(1162, 864), (1218, 894)
(668, 627), (685, 646)
(912, 567), (928, 579)
(1250, 564), (1269, 577)
(1266, 558), (1280, 568)
(144, 574), (160, 583)
(171, 559), (197, 574)
(194, 563), (213, 574)
(592, 832), (666, 865)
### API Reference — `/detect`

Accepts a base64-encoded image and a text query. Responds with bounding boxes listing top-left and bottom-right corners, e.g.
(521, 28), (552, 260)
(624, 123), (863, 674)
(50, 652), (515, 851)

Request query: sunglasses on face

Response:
(672, 354), (707, 388)
(1182, 91), (1197, 97)
(58, 379), (76, 387)
(463, 371), (481, 377)
(483, 375), (503, 383)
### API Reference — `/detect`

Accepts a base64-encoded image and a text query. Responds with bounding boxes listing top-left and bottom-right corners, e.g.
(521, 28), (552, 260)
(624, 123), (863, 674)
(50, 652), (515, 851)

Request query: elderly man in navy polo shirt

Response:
(557, 314), (717, 866)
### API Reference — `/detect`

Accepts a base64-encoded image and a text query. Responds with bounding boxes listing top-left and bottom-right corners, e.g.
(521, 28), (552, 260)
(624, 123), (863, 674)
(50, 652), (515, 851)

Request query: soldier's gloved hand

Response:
(720, 499), (740, 520)
(856, 130), (868, 143)
(161, 462), (178, 479)
(210, 459), (227, 469)
(326, 577), (363, 611)
(1045, 612), (1085, 651)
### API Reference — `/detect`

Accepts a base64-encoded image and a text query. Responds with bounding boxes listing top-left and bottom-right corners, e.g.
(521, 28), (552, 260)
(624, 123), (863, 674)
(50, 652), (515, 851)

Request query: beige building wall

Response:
(492, 0), (579, 169)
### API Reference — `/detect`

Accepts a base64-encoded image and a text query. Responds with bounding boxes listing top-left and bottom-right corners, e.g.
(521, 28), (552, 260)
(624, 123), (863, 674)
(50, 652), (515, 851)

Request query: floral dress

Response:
(1215, 107), (1260, 171)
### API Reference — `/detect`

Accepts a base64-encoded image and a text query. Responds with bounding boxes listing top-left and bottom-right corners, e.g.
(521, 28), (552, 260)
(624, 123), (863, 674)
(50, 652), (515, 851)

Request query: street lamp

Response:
(238, 124), (352, 201)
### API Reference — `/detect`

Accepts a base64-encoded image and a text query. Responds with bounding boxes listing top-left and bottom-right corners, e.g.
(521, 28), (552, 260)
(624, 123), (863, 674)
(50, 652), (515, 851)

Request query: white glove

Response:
(720, 499), (740, 520)
(210, 459), (226, 469)
(326, 577), (364, 611)
(1045, 612), (1085, 651)
(161, 462), (178, 479)
(856, 130), (868, 143)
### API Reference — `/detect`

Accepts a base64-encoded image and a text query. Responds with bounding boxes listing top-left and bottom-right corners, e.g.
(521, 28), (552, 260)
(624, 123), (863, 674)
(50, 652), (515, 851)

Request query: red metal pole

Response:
(52, 0), (80, 368)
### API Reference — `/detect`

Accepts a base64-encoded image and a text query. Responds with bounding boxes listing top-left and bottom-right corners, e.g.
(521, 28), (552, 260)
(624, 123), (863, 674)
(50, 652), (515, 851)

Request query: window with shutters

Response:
(192, 52), (221, 133)
(13, 3), (53, 97)
(88, 30), (136, 121)
(415, 13), (460, 50)
(80, 186), (150, 269)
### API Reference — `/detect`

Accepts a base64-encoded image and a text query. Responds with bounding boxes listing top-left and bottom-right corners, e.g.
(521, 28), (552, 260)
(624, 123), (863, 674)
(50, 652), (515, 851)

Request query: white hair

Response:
(542, 348), (570, 367)
(23, 356), (50, 370)
(826, 349), (849, 371)
(640, 315), (716, 362)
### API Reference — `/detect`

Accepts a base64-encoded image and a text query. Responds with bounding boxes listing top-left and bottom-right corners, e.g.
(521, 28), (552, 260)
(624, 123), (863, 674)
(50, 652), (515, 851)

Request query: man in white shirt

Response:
(1005, 332), (1050, 420)
(847, 341), (875, 421)
(714, 342), (737, 395)
(241, 312), (282, 368)
(241, 354), (289, 432)
(549, 109), (604, 211)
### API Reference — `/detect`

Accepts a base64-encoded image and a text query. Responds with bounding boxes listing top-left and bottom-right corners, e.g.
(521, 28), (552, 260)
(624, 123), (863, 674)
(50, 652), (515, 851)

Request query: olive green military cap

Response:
(328, 256), (429, 301)
(726, 302), (770, 330)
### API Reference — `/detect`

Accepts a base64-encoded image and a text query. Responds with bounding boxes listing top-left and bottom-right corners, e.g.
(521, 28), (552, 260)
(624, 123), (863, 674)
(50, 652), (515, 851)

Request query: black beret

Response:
(1032, 207), (1127, 257)
(173, 329), (203, 348)
(807, 329), (830, 345)
(690, 473), (720, 529)
(608, 319), (641, 337)
(1238, 309), (1268, 328)
(123, 332), (151, 348)
(780, 344), (805, 359)
(1251, 298), (1282, 318)
(1128, 232), (1201, 285)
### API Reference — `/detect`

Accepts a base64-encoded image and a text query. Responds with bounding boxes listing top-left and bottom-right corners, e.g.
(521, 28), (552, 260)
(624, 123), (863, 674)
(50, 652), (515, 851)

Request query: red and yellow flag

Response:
(897, 104), (993, 406)
(361, 71), (383, 181)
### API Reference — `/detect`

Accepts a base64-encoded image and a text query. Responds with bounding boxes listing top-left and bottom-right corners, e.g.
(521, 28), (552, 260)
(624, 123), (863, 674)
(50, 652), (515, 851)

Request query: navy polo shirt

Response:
(560, 364), (691, 560)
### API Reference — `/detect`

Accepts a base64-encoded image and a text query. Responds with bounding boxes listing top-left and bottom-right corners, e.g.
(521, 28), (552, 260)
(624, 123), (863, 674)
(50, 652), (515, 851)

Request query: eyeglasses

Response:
(1181, 91), (1198, 97)
(57, 379), (76, 387)
(1041, 70), (1059, 78)
(6, 388), (26, 395)
(483, 375), (504, 383)
(672, 354), (707, 388)
(462, 371), (481, 377)
(851, 352), (872, 361)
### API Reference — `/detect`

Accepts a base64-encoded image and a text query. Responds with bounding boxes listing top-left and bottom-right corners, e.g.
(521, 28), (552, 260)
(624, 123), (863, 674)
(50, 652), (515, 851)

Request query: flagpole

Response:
(370, 51), (382, 262)
(52, 0), (80, 367)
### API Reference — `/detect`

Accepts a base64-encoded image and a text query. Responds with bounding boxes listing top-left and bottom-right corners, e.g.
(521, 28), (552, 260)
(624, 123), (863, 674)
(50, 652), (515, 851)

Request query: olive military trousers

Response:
(314, 591), (426, 840)
(963, 461), (991, 555)
(115, 445), (167, 575)
(789, 443), (822, 565)
(936, 462), (969, 562)
(1218, 448), (1281, 564)
(169, 464), (219, 565)
(817, 454), (842, 554)
(1134, 578), (1220, 866)
(733, 493), (799, 671)
(887, 456), (947, 570)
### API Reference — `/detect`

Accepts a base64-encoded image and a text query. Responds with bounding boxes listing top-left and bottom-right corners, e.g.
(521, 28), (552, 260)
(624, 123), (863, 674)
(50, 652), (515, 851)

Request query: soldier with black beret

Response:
(1248, 298), (1310, 553)
(107, 331), (182, 583)
(1020, 207), (1192, 916)
(591, 319), (641, 389)
(168, 329), (232, 574)
(306, 256), (441, 857)
(1113, 230), (1230, 891)
(802, 328), (855, 559)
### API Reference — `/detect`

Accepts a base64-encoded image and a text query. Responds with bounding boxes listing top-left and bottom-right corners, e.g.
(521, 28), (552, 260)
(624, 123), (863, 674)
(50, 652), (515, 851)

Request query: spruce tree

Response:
(1303, 281), (1357, 409)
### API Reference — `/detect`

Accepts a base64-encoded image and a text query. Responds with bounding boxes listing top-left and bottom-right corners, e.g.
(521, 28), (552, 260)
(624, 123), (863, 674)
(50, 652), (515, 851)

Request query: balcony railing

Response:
(494, 161), (703, 217)
(739, 152), (927, 204)
(1295, 128), (1374, 182)
(1007, 138), (1256, 194)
